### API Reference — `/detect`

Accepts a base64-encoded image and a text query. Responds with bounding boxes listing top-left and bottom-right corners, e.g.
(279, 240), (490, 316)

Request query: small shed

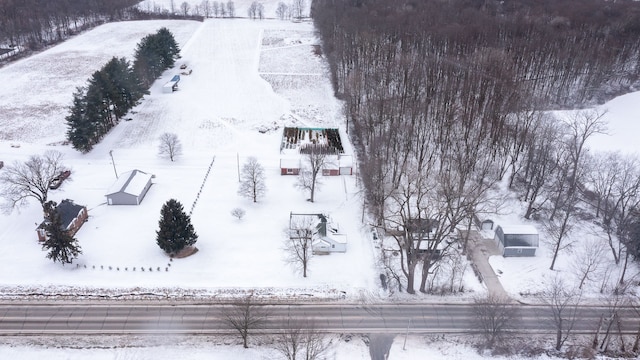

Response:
(163, 75), (180, 93)
(280, 158), (301, 175)
(322, 157), (339, 176)
(494, 224), (539, 257)
(36, 200), (88, 241)
(106, 170), (153, 205)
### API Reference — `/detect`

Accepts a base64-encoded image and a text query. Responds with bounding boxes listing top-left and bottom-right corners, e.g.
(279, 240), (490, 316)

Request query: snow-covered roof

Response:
(339, 155), (352, 167)
(280, 158), (300, 168)
(497, 224), (538, 235)
(106, 170), (152, 196)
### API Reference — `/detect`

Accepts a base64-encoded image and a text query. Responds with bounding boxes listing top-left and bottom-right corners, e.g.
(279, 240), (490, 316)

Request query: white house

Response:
(313, 234), (347, 254)
(289, 212), (347, 254)
(106, 170), (153, 205)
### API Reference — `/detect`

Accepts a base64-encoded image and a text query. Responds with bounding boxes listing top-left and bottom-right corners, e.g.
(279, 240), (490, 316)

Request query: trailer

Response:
(163, 75), (180, 93)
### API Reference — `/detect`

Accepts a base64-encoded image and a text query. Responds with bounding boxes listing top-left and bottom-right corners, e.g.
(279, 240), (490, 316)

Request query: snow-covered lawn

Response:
(0, 18), (378, 298)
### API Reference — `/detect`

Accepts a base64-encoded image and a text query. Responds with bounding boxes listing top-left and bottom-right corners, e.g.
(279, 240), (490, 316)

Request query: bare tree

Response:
(285, 215), (315, 277)
(276, 2), (288, 20)
(295, 150), (328, 203)
(473, 295), (518, 348)
(542, 275), (582, 351)
(0, 150), (68, 213)
(201, 0), (211, 17)
(546, 211), (576, 271)
(158, 132), (182, 162)
(231, 207), (245, 220)
(226, 1), (235, 17)
(180, 1), (191, 16)
(273, 319), (330, 360)
(238, 157), (266, 202)
(223, 295), (269, 349)
(571, 236), (607, 289)
(291, 0), (305, 19)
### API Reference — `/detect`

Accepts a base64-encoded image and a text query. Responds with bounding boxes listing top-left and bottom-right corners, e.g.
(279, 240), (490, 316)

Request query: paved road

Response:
(0, 302), (638, 336)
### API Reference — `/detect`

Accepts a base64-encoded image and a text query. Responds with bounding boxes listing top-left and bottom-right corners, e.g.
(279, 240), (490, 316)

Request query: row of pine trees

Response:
(66, 27), (180, 152)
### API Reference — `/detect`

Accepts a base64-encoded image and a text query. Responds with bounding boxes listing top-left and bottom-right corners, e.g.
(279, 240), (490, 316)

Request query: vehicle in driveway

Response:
(49, 170), (71, 189)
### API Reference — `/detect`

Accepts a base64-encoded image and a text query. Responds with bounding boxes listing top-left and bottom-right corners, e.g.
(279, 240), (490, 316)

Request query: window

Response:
(287, 168), (294, 174)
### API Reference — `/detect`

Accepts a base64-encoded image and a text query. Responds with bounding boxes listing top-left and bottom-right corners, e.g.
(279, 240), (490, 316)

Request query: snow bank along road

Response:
(0, 302), (638, 335)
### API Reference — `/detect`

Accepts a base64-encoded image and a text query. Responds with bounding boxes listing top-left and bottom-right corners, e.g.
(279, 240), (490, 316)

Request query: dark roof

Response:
(56, 200), (85, 229)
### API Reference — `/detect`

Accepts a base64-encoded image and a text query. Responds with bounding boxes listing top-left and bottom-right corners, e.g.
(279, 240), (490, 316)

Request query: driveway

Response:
(463, 229), (510, 300)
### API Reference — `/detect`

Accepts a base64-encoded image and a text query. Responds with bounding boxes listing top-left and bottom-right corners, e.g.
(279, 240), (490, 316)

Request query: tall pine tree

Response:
(41, 201), (82, 264)
(66, 87), (94, 152)
(156, 199), (198, 254)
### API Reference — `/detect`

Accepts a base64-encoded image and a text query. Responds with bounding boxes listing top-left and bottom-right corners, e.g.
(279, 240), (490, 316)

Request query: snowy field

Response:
(0, 16), (380, 298)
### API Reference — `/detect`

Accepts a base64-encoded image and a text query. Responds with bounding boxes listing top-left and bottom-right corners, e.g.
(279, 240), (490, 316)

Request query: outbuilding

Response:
(106, 170), (153, 205)
(494, 224), (539, 257)
(280, 158), (301, 175)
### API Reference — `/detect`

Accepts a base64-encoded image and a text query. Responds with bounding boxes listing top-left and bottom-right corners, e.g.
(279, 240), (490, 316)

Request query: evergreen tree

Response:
(156, 27), (181, 69)
(156, 199), (198, 254)
(41, 201), (82, 264)
(66, 87), (94, 152)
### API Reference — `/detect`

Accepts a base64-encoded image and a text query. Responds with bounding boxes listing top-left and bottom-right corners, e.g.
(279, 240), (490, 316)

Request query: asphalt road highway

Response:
(0, 302), (638, 336)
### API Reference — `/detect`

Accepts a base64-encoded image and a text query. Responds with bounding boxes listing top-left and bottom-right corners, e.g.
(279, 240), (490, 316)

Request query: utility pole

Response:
(109, 150), (118, 179)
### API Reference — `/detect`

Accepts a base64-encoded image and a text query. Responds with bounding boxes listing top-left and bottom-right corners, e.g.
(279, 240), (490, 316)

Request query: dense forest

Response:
(312, 0), (640, 294)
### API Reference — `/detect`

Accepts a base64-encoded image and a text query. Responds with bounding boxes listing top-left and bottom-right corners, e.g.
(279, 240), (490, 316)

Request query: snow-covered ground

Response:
(0, 18), (382, 299)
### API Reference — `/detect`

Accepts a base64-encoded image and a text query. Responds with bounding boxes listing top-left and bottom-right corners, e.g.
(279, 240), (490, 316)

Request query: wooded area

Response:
(312, 0), (640, 293)
(0, 0), (140, 51)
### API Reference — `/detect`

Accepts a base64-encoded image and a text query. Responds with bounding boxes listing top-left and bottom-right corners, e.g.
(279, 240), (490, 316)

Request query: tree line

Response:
(66, 27), (180, 152)
(312, 0), (640, 294)
(0, 0), (140, 51)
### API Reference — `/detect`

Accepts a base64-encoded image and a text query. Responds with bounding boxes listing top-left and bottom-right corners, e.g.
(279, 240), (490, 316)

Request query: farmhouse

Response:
(386, 218), (443, 258)
(163, 74), (180, 93)
(36, 200), (88, 241)
(289, 212), (347, 254)
(494, 224), (539, 257)
(106, 169), (153, 205)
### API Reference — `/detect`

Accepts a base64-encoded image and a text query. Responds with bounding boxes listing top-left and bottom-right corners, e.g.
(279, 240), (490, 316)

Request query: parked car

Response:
(49, 170), (71, 190)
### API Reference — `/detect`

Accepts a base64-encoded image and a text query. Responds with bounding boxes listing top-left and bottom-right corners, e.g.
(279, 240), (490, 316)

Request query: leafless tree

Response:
(571, 236), (607, 290)
(542, 275), (582, 351)
(550, 110), (607, 221)
(0, 150), (68, 214)
(238, 157), (266, 203)
(158, 132), (182, 162)
(212, 1), (220, 16)
(223, 295), (270, 349)
(295, 150), (328, 203)
(276, 2), (288, 20)
(231, 207), (245, 220)
(473, 295), (518, 348)
(273, 319), (330, 360)
(226, 1), (235, 17)
(180, 1), (190, 16)
(201, 0), (211, 17)
(248, 1), (258, 19)
(545, 211), (576, 271)
(596, 292), (631, 353)
(285, 215), (315, 277)
(291, 0), (305, 19)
